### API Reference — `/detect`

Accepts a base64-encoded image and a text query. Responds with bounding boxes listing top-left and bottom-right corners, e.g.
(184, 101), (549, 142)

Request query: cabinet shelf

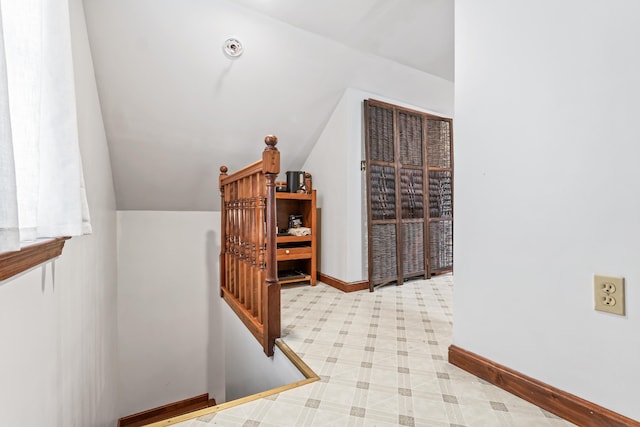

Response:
(276, 189), (316, 286)
(278, 271), (312, 285)
(276, 192), (313, 201)
(277, 235), (312, 244)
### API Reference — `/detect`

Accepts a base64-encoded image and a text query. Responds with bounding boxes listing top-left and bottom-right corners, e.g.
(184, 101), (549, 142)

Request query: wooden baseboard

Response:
(143, 340), (319, 427)
(317, 272), (369, 293)
(117, 393), (216, 427)
(448, 345), (639, 427)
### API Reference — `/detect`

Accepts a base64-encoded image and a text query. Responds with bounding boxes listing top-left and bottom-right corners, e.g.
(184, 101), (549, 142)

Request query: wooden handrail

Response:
(219, 135), (281, 356)
(219, 160), (262, 188)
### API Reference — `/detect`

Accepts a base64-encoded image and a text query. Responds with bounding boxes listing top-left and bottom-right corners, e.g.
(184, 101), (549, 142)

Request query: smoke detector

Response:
(223, 38), (244, 58)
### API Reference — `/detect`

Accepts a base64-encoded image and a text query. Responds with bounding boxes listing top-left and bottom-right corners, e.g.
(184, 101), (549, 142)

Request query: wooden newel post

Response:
(219, 165), (228, 298)
(262, 135), (281, 356)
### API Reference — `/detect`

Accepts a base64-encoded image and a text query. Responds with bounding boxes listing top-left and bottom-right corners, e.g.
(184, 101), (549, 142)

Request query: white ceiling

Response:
(83, 0), (454, 210)
(229, 0), (454, 81)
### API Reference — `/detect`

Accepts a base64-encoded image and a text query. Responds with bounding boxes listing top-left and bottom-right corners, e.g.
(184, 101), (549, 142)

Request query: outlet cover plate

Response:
(594, 275), (625, 315)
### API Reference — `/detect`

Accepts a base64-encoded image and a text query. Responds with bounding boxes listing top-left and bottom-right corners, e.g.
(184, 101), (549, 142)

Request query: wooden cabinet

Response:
(276, 190), (317, 286)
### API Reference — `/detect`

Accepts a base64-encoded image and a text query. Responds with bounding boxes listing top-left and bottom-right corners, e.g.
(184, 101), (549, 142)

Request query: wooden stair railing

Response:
(219, 135), (281, 356)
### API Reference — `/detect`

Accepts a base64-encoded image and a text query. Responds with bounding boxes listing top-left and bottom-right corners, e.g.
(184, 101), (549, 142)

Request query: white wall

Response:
(303, 88), (453, 282)
(223, 303), (305, 401)
(453, 0), (640, 420)
(117, 210), (307, 412)
(0, 0), (119, 425)
(83, 0), (454, 211)
(116, 211), (224, 416)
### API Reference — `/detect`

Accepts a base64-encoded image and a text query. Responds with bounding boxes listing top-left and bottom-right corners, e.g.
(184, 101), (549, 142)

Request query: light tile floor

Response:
(177, 275), (575, 426)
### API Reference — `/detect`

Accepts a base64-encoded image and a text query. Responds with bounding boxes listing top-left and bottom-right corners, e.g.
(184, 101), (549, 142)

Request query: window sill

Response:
(0, 237), (70, 281)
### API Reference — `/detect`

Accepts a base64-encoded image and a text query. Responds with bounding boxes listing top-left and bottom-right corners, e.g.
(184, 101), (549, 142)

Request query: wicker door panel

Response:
(427, 117), (453, 275)
(400, 168), (424, 219)
(399, 112), (424, 167)
(370, 165), (397, 220)
(429, 221), (453, 273)
(398, 109), (427, 282)
(365, 101), (401, 289)
(427, 119), (452, 168)
(402, 222), (425, 278)
(370, 224), (398, 283)
(428, 170), (452, 218)
(367, 104), (394, 162)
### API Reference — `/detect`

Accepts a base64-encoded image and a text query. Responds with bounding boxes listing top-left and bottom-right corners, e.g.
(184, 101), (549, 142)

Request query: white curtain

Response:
(0, 0), (91, 253)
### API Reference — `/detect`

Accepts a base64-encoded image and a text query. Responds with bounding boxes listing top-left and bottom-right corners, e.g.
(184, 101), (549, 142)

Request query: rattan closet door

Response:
(365, 99), (453, 290)
(365, 102), (400, 288)
(398, 111), (428, 280)
(427, 118), (453, 274)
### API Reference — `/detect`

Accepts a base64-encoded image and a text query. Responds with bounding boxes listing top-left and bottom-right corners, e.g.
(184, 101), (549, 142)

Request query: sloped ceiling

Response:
(83, 0), (454, 210)
(229, 0), (454, 81)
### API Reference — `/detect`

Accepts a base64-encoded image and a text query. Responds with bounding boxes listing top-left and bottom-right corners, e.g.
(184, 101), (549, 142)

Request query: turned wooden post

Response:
(219, 166), (228, 297)
(304, 172), (313, 193)
(262, 135), (281, 356)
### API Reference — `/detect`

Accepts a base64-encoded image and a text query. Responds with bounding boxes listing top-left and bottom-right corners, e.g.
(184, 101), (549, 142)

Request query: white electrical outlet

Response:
(594, 275), (625, 316)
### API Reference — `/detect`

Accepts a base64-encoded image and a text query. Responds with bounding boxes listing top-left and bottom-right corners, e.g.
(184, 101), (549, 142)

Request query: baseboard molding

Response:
(318, 272), (369, 293)
(117, 393), (215, 427)
(448, 345), (639, 427)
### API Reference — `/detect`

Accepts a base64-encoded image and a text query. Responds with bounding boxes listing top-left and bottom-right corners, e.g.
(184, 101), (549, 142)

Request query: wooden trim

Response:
(0, 237), (69, 282)
(117, 394), (215, 427)
(220, 159), (262, 186)
(448, 345), (640, 427)
(318, 272), (369, 293)
(364, 99), (374, 291)
(275, 340), (319, 380)
(422, 112), (431, 279)
(430, 269), (453, 276)
(365, 98), (453, 120)
(144, 340), (319, 427)
(277, 235), (312, 244)
(276, 192), (313, 200)
(263, 141), (281, 355)
(392, 107), (404, 286)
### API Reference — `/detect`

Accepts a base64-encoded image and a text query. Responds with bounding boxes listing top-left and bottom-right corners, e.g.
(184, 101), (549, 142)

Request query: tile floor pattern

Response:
(176, 275), (575, 426)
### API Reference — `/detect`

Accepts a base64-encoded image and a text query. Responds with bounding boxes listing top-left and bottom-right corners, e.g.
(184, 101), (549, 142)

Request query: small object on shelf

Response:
(288, 227), (310, 236)
(286, 171), (306, 193)
(296, 173), (307, 194)
(288, 214), (303, 229)
(276, 181), (287, 192)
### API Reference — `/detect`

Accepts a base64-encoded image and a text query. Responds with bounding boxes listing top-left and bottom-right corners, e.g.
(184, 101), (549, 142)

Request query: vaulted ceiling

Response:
(83, 0), (454, 210)
(229, 0), (454, 81)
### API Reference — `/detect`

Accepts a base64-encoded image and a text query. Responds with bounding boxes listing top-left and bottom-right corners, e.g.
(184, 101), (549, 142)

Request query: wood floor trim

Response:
(448, 345), (639, 427)
(117, 393), (213, 427)
(318, 272), (369, 293)
(144, 340), (319, 427)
